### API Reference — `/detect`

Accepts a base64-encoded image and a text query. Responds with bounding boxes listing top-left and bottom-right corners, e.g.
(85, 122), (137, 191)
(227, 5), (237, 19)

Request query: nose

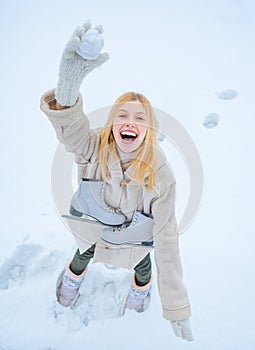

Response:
(124, 121), (136, 128)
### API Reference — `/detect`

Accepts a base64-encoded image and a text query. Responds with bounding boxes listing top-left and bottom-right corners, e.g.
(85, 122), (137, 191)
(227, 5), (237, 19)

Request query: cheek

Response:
(112, 124), (119, 139)
(139, 125), (148, 139)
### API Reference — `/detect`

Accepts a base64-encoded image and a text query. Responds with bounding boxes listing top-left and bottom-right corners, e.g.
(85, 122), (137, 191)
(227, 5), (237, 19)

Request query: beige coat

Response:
(40, 89), (191, 321)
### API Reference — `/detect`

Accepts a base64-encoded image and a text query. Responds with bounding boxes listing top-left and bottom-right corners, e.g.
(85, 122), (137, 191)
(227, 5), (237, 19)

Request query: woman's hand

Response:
(55, 20), (109, 107)
(170, 318), (193, 341)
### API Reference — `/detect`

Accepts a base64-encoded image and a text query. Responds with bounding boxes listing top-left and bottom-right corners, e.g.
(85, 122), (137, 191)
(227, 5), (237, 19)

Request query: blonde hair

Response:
(98, 92), (159, 190)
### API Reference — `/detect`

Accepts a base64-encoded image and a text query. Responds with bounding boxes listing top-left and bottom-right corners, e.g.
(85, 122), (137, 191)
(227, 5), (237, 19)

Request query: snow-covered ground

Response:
(1, 0), (255, 349)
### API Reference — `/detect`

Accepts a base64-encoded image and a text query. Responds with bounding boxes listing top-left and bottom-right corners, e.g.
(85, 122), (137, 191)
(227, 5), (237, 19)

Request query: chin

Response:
(119, 142), (142, 154)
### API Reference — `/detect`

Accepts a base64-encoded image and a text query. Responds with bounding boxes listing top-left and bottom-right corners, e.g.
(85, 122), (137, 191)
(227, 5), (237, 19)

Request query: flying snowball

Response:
(217, 89), (238, 100)
(203, 113), (220, 129)
(76, 28), (104, 60)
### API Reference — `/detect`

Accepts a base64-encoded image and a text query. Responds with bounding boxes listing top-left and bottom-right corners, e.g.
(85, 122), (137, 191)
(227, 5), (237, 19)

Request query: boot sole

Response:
(101, 236), (154, 247)
(62, 213), (123, 227)
(66, 206), (124, 227)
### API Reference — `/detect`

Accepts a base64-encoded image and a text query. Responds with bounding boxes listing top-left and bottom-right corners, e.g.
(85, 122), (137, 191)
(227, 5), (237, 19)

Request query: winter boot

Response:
(122, 274), (152, 315)
(56, 262), (87, 307)
(70, 179), (126, 226)
(101, 211), (154, 246)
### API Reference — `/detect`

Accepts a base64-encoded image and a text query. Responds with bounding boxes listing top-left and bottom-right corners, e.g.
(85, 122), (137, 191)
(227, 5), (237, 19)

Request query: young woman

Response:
(40, 21), (193, 341)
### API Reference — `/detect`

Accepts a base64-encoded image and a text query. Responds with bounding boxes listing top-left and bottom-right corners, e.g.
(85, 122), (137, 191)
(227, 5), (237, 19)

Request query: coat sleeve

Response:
(40, 89), (100, 164)
(151, 180), (191, 321)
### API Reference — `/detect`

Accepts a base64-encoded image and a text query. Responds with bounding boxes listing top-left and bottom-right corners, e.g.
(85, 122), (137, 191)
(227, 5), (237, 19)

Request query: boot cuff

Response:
(131, 274), (152, 291)
(66, 260), (88, 280)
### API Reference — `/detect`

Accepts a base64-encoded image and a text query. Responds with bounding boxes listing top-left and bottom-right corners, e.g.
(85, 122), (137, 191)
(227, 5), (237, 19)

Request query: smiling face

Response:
(99, 91), (159, 189)
(112, 101), (148, 153)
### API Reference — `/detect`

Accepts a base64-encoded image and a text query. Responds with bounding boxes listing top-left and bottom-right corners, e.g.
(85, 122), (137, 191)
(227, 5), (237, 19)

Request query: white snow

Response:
(1, 0), (255, 349)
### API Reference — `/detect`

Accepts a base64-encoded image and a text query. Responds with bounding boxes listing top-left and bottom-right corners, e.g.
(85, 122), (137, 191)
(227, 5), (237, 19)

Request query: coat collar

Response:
(106, 144), (167, 182)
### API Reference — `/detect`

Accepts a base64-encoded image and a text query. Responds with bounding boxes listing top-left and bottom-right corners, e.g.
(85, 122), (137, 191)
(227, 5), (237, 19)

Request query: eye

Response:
(118, 114), (127, 118)
(136, 116), (145, 121)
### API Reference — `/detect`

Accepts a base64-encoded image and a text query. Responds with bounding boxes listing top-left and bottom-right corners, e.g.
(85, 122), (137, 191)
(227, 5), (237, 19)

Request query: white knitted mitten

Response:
(55, 20), (109, 106)
(170, 319), (193, 341)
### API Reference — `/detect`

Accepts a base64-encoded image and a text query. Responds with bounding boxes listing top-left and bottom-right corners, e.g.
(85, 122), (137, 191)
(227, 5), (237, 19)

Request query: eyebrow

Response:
(118, 109), (145, 115)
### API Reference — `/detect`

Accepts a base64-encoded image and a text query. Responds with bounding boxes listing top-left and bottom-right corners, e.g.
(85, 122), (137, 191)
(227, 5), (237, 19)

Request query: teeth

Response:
(120, 131), (137, 137)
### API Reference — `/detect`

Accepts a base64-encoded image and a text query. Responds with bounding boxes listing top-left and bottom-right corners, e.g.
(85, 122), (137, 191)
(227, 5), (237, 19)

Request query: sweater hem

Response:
(162, 305), (191, 321)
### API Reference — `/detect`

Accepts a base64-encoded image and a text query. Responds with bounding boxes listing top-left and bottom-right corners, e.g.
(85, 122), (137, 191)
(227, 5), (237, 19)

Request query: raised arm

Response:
(55, 20), (108, 108)
(40, 21), (109, 160)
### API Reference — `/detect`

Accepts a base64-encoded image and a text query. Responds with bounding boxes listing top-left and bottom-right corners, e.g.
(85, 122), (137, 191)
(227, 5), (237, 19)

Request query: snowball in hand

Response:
(203, 113), (220, 129)
(76, 29), (104, 60)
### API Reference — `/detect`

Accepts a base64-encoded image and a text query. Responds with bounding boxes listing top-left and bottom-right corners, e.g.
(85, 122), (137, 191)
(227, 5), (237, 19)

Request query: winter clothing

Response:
(123, 274), (152, 314)
(170, 319), (193, 342)
(133, 252), (151, 287)
(40, 89), (191, 322)
(70, 245), (96, 275)
(70, 246), (152, 287)
(57, 262), (87, 307)
(55, 21), (109, 106)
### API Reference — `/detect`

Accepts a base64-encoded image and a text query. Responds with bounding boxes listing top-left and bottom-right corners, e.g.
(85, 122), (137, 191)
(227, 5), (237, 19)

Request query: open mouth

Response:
(120, 130), (138, 142)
